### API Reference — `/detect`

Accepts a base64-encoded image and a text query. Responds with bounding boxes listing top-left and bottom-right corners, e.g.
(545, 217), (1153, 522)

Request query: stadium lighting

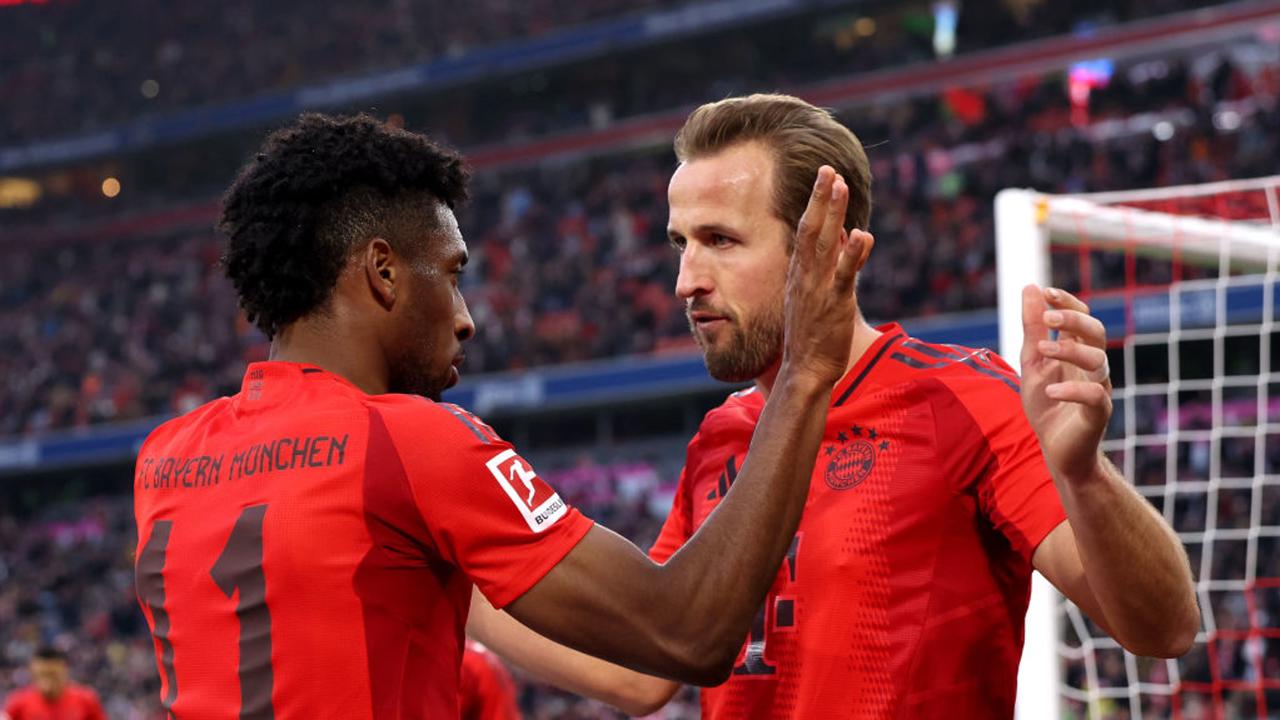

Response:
(101, 177), (121, 198)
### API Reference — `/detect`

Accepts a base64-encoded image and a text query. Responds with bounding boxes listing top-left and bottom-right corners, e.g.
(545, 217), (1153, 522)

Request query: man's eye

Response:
(712, 234), (735, 248)
(670, 237), (687, 252)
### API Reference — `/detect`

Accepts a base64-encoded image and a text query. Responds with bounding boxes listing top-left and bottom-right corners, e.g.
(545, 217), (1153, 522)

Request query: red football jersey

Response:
(460, 641), (521, 720)
(133, 362), (592, 719)
(3, 685), (105, 720)
(649, 324), (1067, 719)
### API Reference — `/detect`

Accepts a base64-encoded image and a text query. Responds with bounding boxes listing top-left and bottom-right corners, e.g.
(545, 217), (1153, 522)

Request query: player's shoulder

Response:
(367, 394), (502, 444)
(695, 386), (763, 444)
(3, 685), (37, 706)
(140, 396), (234, 456)
(68, 684), (103, 705)
(880, 335), (1020, 396)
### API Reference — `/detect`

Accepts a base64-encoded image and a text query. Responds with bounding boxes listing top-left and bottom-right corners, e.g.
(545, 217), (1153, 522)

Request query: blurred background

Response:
(1, 0), (1278, 717)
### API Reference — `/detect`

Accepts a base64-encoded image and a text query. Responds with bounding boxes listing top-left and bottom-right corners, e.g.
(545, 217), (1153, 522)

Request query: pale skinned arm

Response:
(498, 169), (875, 686)
(468, 588), (681, 716)
(1022, 285), (1199, 658)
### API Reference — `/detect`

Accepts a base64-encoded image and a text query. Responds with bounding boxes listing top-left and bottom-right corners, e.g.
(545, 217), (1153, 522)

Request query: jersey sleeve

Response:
(647, 465), (693, 564)
(378, 400), (594, 609)
(934, 363), (1067, 564)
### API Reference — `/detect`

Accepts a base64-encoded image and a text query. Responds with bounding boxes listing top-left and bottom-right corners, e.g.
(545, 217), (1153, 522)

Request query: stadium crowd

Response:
(3, 49), (1278, 436)
(0, 0), (1234, 146)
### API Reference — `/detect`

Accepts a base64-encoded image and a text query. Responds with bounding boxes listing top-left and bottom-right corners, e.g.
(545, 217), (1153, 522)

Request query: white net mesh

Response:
(1002, 177), (1280, 719)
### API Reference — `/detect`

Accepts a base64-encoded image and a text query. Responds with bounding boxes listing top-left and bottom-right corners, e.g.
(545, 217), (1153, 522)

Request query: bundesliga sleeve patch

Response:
(484, 449), (568, 533)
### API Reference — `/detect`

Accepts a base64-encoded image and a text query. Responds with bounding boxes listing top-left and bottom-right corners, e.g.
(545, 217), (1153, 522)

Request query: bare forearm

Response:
(1057, 456), (1198, 656)
(658, 370), (830, 656)
(468, 588), (679, 716)
(507, 369), (832, 683)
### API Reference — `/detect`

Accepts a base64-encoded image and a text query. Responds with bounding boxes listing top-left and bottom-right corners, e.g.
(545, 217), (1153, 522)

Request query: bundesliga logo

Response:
(824, 425), (889, 491)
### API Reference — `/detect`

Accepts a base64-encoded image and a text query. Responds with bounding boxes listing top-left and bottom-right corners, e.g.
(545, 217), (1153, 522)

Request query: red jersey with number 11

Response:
(133, 362), (592, 719)
(649, 325), (1067, 719)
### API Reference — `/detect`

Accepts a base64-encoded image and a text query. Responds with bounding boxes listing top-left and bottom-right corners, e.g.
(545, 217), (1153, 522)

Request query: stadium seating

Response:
(0, 0), (1229, 146)
(2, 52), (1275, 435)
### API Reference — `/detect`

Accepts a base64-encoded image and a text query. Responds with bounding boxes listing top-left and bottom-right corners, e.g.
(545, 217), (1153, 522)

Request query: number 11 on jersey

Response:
(137, 505), (275, 719)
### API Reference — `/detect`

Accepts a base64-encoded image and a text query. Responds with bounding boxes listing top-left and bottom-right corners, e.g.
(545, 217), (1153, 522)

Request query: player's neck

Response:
(754, 316), (882, 401)
(268, 317), (390, 395)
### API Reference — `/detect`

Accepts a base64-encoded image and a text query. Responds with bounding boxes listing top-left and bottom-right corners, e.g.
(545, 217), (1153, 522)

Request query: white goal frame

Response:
(996, 177), (1280, 719)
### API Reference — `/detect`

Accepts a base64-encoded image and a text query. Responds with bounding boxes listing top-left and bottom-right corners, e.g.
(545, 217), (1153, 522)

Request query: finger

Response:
(1045, 381), (1113, 417)
(1021, 284), (1049, 370)
(795, 166), (835, 268)
(833, 230), (874, 295)
(1045, 287), (1090, 314)
(1043, 309), (1107, 349)
(1037, 339), (1107, 375)
(817, 175), (849, 263)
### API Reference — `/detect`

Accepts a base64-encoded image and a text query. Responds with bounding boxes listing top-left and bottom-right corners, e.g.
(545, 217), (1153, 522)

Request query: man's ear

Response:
(363, 237), (397, 309)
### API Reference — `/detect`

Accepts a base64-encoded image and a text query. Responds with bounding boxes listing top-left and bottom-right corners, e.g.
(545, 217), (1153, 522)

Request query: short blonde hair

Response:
(674, 93), (872, 235)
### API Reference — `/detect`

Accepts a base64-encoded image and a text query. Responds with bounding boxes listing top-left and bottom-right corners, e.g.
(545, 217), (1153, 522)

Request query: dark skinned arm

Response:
(501, 167), (873, 686)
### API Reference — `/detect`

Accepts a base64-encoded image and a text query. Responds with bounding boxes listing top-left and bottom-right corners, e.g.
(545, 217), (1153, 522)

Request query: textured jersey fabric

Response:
(133, 362), (592, 719)
(649, 324), (1067, 719)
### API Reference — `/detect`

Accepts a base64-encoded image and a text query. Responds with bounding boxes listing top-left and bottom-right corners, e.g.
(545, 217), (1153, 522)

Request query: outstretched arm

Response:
(468, 587), (680, 716)
(1021, 285), (1199, 658)
(502, 168), (873, 686)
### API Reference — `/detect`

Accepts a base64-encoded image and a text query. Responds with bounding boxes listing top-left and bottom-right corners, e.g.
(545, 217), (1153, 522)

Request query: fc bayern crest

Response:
(823, 425), (887, 491)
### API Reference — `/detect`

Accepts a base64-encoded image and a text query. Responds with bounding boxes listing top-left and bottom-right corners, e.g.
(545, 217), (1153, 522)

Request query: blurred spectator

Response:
(2, 645), (106, 720)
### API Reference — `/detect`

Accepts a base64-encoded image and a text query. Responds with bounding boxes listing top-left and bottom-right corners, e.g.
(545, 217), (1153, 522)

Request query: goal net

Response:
(996, 176), (1280, 720)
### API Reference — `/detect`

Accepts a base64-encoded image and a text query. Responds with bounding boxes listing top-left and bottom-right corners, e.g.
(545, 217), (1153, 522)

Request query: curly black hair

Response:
(219, 113), (469, 338)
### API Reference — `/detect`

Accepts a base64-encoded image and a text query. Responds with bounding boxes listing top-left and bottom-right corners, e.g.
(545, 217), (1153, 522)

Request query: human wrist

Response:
(774, 362), (837, 399)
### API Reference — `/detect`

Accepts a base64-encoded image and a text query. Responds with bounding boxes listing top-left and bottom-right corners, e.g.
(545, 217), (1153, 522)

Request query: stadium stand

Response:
(0, 0), (1235, 146)
(3, 49), (1277, 434)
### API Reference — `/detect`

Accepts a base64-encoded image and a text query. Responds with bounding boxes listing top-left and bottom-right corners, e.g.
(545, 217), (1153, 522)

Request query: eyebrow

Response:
(667, 223), (741, 240)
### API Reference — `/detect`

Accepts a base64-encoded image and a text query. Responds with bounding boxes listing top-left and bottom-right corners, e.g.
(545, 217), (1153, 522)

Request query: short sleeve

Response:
(377, 400), (594, 608)
(933, 369), (1066, 564)
(648, 465), (693, 564)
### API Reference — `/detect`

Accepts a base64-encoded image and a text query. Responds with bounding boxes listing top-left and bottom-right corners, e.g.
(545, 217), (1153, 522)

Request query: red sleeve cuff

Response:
(479, 510), (595, 610)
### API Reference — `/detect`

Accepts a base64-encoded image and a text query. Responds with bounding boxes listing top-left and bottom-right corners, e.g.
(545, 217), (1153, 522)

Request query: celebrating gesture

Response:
(782, 165), (874, 386)
(1019, 284), (1113, 483)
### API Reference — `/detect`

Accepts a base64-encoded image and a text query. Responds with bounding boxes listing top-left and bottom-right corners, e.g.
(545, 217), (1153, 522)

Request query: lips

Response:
(689, 311), (728, 324)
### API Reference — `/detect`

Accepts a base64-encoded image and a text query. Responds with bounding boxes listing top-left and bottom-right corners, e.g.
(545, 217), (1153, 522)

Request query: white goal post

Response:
(997, 177), (1280, 720)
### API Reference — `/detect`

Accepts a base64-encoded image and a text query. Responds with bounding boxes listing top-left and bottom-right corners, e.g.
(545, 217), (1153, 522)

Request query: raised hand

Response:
(1019, 284), (1112, 484)
(781, 166), (874, 387)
